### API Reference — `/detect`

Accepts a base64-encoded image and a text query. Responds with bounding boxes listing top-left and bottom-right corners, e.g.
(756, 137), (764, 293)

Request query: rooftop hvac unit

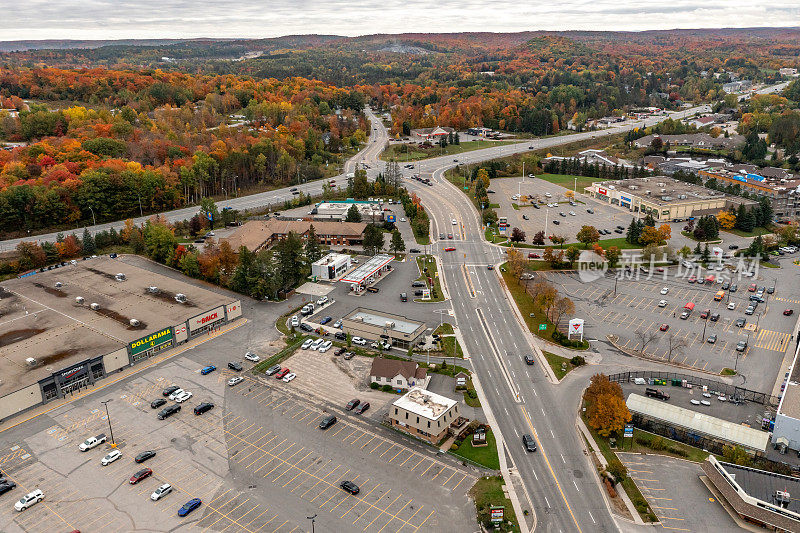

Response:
(174, 293), (187, 303)
(25, 357), (37, 366)
(660, 188), (667, 193)
(775, 490), (791, 508)
(629, 185), (638, 190)
(55, 282), (63, 288)
(385, 321), (395, 329)
(607, 185), (616, 189)
(657, 182), (665, 187)
(645, 190), (652, 195)
(75, 296), (84, 305)
(115, 273), (126, 281)
(678, 195), (687, 199)
(90, 303), (100, 310)
(641, 177), (649, 182)
(129, 319), (140, 327)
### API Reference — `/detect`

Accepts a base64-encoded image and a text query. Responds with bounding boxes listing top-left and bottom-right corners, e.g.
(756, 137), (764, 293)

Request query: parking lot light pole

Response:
(307, 514), (316, 533)
(100, 399), (116, 447)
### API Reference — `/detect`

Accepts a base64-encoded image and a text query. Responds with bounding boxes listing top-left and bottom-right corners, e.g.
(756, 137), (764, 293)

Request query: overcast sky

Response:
(3, 0), (800, 41)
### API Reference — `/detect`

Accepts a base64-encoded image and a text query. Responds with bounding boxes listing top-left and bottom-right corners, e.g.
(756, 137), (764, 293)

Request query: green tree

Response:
(363, 224), (385, 255)
(565, 246), (581, 266)
(390, 229), (405, 254)
(305, 224), (323, 264)
(143, 223), (178, 264)
(625, 218), (641, 245)
(82, 227), (96, 255)
(199, 197), (219, 229)
(179, 252), (201, 278)
(576, 225), (600, 248)
(276, 231), (305, 287)
(345, 204), (362, 222)
(702, 243), (711, 263)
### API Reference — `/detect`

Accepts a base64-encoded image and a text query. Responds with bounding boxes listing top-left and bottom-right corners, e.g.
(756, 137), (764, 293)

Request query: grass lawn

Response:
(434, 323), (454, 335)
(253, 335), (308, 373)
(452, 429), (500, 470)
(381, 139), (518, 161)
(441, 335), (464, 358)
(724, 227), (770, 238)
(462, 378), (481, 407)
(543, 351), (575, 380)
(468, 475), (521, 532)
(535, 173), (603, 192)
(413, 232), (430, 245)
(628, 429), (711, 463)
(596, 237), (642, 250)
(415, 255), (444, 302)
(721, 367), (737, 376)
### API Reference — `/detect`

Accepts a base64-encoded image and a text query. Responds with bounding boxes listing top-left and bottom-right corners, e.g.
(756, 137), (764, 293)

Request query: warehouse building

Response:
(390, 387), (460, 444)
(585, 176), (756, 221)
(0, 257), (242, 422)
(699, 168), (800, 221)
(311, 253), (351, 281)
(341, 307), (426, 349)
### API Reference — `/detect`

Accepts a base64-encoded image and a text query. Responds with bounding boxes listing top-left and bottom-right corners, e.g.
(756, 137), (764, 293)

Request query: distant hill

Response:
(0, 39), (189, 52)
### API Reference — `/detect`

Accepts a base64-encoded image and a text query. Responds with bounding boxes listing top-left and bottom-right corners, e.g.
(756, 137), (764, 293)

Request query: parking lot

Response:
(0, 299), (477, 532)
(543, 263), (798, 391)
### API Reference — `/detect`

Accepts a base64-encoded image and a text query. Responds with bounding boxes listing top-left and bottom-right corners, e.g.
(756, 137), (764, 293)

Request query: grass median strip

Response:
(468, 475), (520, 532)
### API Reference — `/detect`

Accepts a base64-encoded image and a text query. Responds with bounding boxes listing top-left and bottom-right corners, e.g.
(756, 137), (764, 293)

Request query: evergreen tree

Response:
(702, 243), (711, 263)
(345, 204), (362, 222)
(276, 232), (305, 287)
(740, 210), (756, 232)
(82, 227), (96, 255)
(643, 213), (656, 227)
(305, 224), (323, 264)
(389, 229), (405, 254)
(363, 225), (385, 256)
(625, 217), (640, 244)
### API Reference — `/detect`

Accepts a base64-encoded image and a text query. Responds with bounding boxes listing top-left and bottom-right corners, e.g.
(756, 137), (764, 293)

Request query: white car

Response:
(150, 483), (172, 501)
(658, 300), (668, 307)
(244, 352), (260, 362)
(660, 287), (669, 295)
(168, 388), (185, 401)
(282, 373), (297, 383)
(174, 390), (193, 403)
(318, 341), (333, 353)
(317, 296), (329, 306)
(544, 192), (552, 198)
(333, 320), (342, 329)
(568, 211), (576, 216)
(727, 302), (736, 310)
(290, 315), (300, 328)
(15, 490), (43, 511)
(352, 337), (367, 346)
(228, 376), (244, 387)
(400, 217), (406, 222)
(452, 219), (457, 225)
(101, 450), (122, 466)
(511, 195), (519, 201)
(310, 339), (324, 350)
(301, 338), (314, 350)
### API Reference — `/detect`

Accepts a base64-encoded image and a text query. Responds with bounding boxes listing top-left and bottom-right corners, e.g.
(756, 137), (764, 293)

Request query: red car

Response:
(660, 324), (669, 331)
(275, 368), (290, 379)
(785, 309), (795, 316)
(688, 276), (696, 283)
(528, 253), (540, 259)
(748, 283), (757, 292)
(129, 468), (153, 484)
(444, 247), (456, 252)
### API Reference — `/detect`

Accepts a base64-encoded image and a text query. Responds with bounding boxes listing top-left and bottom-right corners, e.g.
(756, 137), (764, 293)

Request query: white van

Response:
(310, 338), (324, 350)
(301, 339), (314, 350)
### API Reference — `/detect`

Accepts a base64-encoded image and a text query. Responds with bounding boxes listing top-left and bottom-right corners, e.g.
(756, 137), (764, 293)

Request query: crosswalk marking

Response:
(776, 297), (800, 305)
(755, 329), (792, 352)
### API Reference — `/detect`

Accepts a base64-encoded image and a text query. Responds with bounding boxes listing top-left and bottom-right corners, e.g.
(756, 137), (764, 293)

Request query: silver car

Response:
(151, 483), (172, 501)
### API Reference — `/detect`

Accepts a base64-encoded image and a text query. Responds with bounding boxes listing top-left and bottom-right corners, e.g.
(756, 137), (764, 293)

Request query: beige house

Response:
(390, 387), (460, 444)
(370, 357), (429, 390)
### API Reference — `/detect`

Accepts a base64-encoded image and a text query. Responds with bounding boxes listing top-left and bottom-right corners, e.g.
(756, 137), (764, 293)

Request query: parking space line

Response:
(342, 483), (380, 518)
(420, 462), (436, 477)
(281, 452), (314, 487)
(388, 449), (405, 462)
(413, 510), (436, 532)
(301, 465), (342, 498)
(242, 507), (272, 528)
(380, 445), (398, 458)
(270, 520), (290, 532)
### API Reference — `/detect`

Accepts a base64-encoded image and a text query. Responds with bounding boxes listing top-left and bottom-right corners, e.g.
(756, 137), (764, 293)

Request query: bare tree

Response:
(634, 329), (659, 356)
(666, 333), (689, 362)
(550, 295), (575, 327)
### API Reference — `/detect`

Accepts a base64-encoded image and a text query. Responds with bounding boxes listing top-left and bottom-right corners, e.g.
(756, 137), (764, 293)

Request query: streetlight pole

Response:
(307, 514), (317, 533)
(87, 206), (96, 226)
(100, 399), (116, 447)
(137, 193), (143, 218)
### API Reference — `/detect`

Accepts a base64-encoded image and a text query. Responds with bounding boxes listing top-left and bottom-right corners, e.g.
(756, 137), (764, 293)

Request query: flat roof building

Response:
(340, 254), (393, 289)
(312, 200), (386, 222)
(699, 168), (800, 221)
(311, 253), (351, 281)
(341, 307), (426, 349)
(585, 176), (756, 221)
(390, 387), (460, 444)
(771, 342), (800, 453)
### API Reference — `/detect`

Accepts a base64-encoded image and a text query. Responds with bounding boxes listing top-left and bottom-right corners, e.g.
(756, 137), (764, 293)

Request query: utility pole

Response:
(307, 514), (317, 533)
(100, 399), (116, 447)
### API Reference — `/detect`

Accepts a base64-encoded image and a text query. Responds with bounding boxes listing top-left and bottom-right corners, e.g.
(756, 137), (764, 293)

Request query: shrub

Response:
(607, 458), (628, 482)
(467, 389), (478, 399)
(369, 382), (379, 390)
(570, 355), (586, 366)
(450, 443), (459, 450)
(381, 384), (393, 392)
(650, 436), (665, 451)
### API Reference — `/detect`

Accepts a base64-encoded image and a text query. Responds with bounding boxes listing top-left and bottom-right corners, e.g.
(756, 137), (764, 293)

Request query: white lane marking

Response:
(544, 496), (550, 507)
(514, 427), (520, 438)
(532, 388), (537, 396)
(495, 387), (500, 395)
(560, 453), (566, 464)
(532, 468), (538, 481)
(541, 407), (546, 415)
(573, 479), (580, 491)
(588, 511), (596, 523)
(504, 407), (510, 416)
(551, 429), (555, 439)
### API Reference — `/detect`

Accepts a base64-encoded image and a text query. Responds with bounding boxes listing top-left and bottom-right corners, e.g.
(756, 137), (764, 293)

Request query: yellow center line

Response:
(521, 406), (583, 533)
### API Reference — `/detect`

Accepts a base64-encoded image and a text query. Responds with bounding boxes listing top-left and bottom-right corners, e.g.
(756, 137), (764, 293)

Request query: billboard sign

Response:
(386, 214), (396, 223)
(490, 506), (504, 523)
(598, 187), (608, 196)
(568, 318), (584, 341)
(130, 327), (174, 356)
(188, 306), (224, 332)
(624, 424), (634, 438)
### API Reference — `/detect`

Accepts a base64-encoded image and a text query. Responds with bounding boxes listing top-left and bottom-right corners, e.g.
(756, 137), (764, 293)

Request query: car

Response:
(290, 187), (298, 192)
(194, 402), (215, 416)
(151, 398), (167, 409)
(317, 296), (329, 306)
(569, 211), (576, 216)
(735, 318), (746, 327)
(101, 450), (122, 466)
(453, 159), (459, 162)
(700, 309), (710, 319)
(301, 338), (314, 350)
(162, 385), (180, 397)
(688, 276), (697, 283)
(276, 369), (290, 379)
(228, 361), (243, 372)
(658, 300), (668, 307)
(400, 218), (406, 222)
(78, 433), (107, 451)
(200, 365), (216, 375)
(748, 283), (757, 292)
(129, 468), (153, 484)
(346, 399), (361, 411)
(559, 212), (566, 217)
(439, 233), (446, 239)
(487, 264), (495, 271)
(785, 309), (795, 316)
(522, 214), (529, 220)
(320, 316), (332, 325)
(444, 246), (456, 252)
(334, 347), (347, 356)
(14, 489), (43, 511)
(366, 286), (379, 293)
(524, 354), (535, 365)
(409, 248), (421, 254)
(352, 337), (367, 346)
(340, 480), (360, 495)
(722, 281), (730, 290)
(0, 480), (16, 496)
(135, 451), (157, 464)
(283, 373), (296, 383)
(736, 340), (748, 352)
(528, 252), (540, 259)
(228, 376), (244, 387)
(767, 286), (776, 294)
(452, 219), (457, 225)
(728, 244), (739, 250)
(157, 404), (181, 420)
(587, 209), (594, 214)
(300, 304), (312, 316)
(109, 252), (118, 258)
(730, 283), (738, 292)
(334, 331), (346, 341)
(333, 319), (343, 329)
(745, 306), (755, 315)
(354, 402), (370, 414)
(244, 352), (260, 362)
(707, 334), (717, 344)
(522, 434), (537, 452)
(710, 312), (720, 322)
(343, 352), (355, 360)
(174, 390), (193, 403)
(178, 498), (202, 517)
(319, 415), (337, 429)
(319, 340), (333, 353)
(544, 192), (552, 198)
(151, 483), (172, 501)
(727, 302), (736, 310)
(265, 364), (282, 376)
(660, 287), (669, 295)
(552, 220), (560, 225)
(290, 315), (300, 327)
(660, 324), (669, 331)
(309, 338), (324, 350)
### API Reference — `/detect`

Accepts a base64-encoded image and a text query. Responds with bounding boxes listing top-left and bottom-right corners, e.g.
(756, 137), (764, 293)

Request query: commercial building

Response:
(369, 357), (429, 391)
(633, 133), (745, 151)
(311, 253), (351, 281)
(390, 387), (460, 444)
(339, 254), (394, 292)
(341, 307), (426, 349)
(543, 148), (633, 168)
(312, 200), (386, 223)
(0, 257), (242, 422)
(585, 176), (756, 221)
(626, 393), (770, 455)
(723, 80), (753, 93)
(410, 126), (454, 141)
(771, 343), (800, 453)
(699, 168), (800, 220)
(703, 456), (800, 531)
(223, 220), (367, 252)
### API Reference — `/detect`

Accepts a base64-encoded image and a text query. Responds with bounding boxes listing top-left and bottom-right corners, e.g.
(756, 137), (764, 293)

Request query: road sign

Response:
(568, 318), (585, 341)
(539, 324), (547, 331)
(624, 424), (634, 438)
(386, 214), (396, 223)
(490, 506), (504, 523)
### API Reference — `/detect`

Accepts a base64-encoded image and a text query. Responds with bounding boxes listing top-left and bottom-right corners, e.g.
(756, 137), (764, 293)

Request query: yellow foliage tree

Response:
(587, 393), (632, 437)
(717, 210), (736, 230)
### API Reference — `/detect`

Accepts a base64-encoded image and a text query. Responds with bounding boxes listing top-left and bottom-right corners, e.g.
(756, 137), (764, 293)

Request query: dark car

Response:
(129, 468), (153, 484)
(109, 252), (118, 258)
(340, 480), (360, 495)
(522, 434), (537, 452)
(335, 347), (347, 356)
(710, 313), (720, 322)
(178, 498), (202, 517)
(524, 354), (534, 365)
(728, 244), (739, 250)
(162, 385), (180, 397)
(0, 480), (16, 495)
(265, 364), (282, 376)
(366, 287), (380, 293)
(320, 316), (332, 325)
(227, 361), (243, 372)
(299, 323), (313, 332)
(552, 220), (560, 225)
(135, 451), (157, 464)
(409, 248), (421, 253)
(200, 365), (216, 375)
(319, 415), (337, 429)
(194, 402), (215, 416)
(354, 402), (370, 414)
(411, 281), (425, 288)
(151, 398), (167, 409)
(767, 286), (776, 294)
(157, 404), (181, 420)
(735, 318), (746, 327)
(343, 352), (355, 360)
(346, 399), (360, 411)
(334, 332), (347, 341)
(730, 283), (738, 292)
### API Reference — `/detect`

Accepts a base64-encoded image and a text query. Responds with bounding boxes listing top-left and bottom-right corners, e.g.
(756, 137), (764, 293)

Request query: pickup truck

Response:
(79, 433), (107, 451)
